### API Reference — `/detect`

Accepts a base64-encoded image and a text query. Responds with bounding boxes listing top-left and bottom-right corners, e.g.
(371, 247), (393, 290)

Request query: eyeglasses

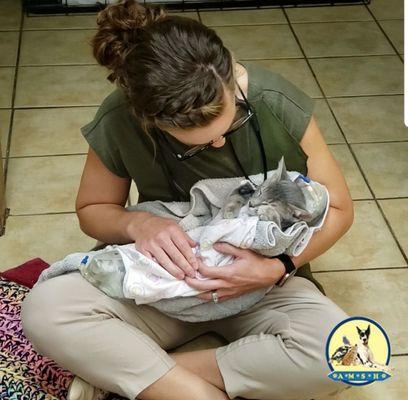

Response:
(160, 82), (255, 161)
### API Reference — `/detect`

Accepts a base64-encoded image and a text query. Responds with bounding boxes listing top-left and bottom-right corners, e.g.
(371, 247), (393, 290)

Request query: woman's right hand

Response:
(128, 213), (198, 280)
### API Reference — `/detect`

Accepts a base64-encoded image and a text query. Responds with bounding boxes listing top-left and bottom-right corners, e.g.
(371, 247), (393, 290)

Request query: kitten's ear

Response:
(280, 157), (291, 180)
(276, 156), (290, 180)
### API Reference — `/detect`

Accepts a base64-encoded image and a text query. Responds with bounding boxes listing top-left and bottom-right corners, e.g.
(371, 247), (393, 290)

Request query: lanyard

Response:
(154, 112), (268, 201)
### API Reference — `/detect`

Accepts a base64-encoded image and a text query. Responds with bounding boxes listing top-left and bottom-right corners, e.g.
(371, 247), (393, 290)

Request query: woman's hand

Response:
(184, 242), (286, 302)
(127, 213), (198, 280)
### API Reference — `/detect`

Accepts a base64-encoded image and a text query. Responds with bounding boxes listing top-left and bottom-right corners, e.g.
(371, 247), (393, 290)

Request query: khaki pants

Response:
(21, 271), (351, 400)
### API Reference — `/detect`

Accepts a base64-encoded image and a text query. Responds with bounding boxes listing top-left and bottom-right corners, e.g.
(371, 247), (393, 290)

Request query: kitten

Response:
(221, 157), (312, 230)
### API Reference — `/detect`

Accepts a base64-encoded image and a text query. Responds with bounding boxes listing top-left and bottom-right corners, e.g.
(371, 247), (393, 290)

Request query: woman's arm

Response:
(262, 115), (354, 278)
(188, 115), (355, 300)
(76, 146), (152, 244)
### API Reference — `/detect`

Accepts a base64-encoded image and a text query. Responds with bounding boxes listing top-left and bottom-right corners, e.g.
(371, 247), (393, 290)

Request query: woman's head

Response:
(91, 0), (240, 148)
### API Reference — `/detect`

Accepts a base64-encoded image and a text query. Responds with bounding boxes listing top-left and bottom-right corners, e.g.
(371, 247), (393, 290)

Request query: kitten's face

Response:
(222, 157), (312, 228)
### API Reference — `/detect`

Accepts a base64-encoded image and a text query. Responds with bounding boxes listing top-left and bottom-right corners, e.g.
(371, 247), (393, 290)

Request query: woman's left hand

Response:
(184, 242), (286, 302)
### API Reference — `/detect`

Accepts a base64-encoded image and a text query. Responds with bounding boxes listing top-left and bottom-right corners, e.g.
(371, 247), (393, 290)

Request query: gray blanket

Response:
(35, 162), (329, 322)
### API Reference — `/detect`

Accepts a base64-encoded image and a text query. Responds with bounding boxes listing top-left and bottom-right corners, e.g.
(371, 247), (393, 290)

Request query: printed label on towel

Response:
(325, 316), (392, 386)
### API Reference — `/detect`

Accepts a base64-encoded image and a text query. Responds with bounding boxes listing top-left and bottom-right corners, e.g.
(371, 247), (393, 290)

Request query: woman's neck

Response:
(234, 62), (248, 99)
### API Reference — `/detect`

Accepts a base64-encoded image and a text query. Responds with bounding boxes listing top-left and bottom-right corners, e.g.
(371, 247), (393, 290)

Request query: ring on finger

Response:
(211, 290), (219, 303)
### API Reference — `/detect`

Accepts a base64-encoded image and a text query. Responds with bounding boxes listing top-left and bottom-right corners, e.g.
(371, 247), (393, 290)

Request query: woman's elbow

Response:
(341, 197), (354, 233)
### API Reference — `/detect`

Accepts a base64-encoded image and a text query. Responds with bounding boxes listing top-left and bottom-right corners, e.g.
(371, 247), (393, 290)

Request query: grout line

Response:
(5, 104), (99, 110)
(363, 3), (404, 63)
(353, 197), (408, 201)
(12, 63), (99, 68)
(312, 266), (408, 274)
(2, 3), (25, 234)
(8, 211), (77, 217)
(7, 154), (87, 159)
(16, 63), (99, 67)
(4, 140), (408, 161)
(328, 140), (408, 145)
(1, 54), (403, 70)
(281, 6), (408, 265)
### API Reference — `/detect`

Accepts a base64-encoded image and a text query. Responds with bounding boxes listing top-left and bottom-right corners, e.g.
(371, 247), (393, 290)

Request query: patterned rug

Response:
(0, 273), (127, 400)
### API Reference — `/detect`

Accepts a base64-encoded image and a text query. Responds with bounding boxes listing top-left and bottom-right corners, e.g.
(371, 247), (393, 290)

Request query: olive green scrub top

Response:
(80, 60), (325, 295)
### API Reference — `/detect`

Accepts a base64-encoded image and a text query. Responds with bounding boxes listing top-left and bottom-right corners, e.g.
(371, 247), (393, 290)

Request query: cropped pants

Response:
(20, 270), (351, 400)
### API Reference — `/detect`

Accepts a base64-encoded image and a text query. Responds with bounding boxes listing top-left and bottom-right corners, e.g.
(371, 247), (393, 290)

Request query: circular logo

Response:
(325, 316), (392, 386)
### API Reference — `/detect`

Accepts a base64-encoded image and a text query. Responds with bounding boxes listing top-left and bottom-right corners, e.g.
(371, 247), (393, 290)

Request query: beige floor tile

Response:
(328, 145), (372, 200)
(315, 268), (408, 354)
(0, 67), (15, 108)
(310, 200), (406, 271)
(0, 0), (21, 31)
(213, 25), (302, 60)
(351, 142), (408, 198)
(337, 355), (407, 400)
(368, 0), (403, 20)
(15, 65), (113, 107)
(6, 154), (86, 214)
(293, 21), (395, 58)
(328, 95), (408, 143)
(0, 109), (11, 158)
(286, 4), (373, 23)
(309, 56), (403, 97)
(0, 213), (96, 272)
(23, 14), (98, 30)
(313, 99), (345, 144)
(244, 58), (323, 98)
(379, 199), (408, 256)
(378, 19), (403, 54)
(20, 30), (97, 66)
(200, 8), (285, 26)
(0, 31), (19, 66)
(167, 11), (199, 21)
(10, 107), (97, 157)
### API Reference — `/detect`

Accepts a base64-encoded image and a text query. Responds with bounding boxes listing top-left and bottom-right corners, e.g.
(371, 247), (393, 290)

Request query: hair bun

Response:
(91, 0), (167, 81)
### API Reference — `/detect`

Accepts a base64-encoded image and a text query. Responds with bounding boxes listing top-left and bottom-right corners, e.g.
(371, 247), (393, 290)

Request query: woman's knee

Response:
(220, 299), (351, 399)
(278, 300), (351, 399)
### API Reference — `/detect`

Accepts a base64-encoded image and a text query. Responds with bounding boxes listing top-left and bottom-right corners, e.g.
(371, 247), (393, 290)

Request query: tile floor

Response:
(0, 0), (407, 399)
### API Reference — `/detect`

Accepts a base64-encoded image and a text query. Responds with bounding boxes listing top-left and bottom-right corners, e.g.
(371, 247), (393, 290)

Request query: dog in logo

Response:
(330, 325), (391, 372)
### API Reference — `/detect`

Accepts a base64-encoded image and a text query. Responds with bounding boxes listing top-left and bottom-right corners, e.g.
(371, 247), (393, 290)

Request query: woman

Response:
(20, 1), (354, 399)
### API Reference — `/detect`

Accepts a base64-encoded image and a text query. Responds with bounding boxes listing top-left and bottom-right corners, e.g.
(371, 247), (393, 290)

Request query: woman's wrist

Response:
(259, 257), (286, 287)
(123, 210), (153, 241)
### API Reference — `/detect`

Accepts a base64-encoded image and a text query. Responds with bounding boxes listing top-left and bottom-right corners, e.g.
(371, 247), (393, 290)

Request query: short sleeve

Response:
(80, 113), (131, 179)
(262, 72), (315, 144)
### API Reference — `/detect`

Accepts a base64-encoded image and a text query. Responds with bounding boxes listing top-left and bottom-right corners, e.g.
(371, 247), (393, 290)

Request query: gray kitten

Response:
(222, 157), (312, 230)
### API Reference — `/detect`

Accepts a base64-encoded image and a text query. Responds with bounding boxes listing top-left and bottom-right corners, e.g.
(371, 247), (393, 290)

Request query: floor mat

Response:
(0, 276), (73, 399)
(0, 267), (128, 400)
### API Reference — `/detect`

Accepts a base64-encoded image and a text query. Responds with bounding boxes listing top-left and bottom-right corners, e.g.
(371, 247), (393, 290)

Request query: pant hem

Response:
(215, 346), (238, 400)
(128, 357), (177, 400)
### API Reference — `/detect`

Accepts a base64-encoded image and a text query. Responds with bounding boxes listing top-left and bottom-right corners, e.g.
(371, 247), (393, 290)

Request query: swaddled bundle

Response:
(35, 157), (329, 322)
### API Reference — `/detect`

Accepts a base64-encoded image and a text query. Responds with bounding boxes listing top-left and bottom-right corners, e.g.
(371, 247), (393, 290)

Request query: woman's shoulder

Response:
(243, 61), (315, 116)
(80, 86), (133, 136)
(241, 61), (315, 144)
(79, 87), (147, 179)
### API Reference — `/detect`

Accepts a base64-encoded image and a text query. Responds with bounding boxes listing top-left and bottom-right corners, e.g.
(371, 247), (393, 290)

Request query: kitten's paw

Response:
(222, 204), (240, 219)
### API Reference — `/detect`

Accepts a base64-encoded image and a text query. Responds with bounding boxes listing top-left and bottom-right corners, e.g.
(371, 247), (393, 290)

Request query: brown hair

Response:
(90, 0), (238, 138)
